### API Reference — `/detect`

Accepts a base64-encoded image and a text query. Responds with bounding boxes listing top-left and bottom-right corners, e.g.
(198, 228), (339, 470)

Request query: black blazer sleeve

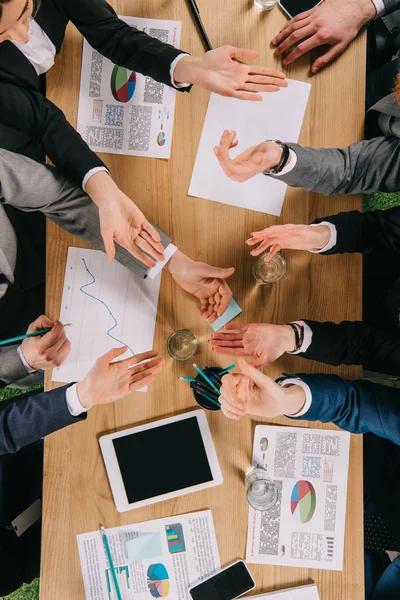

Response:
(0, 82), (106, 186)
(0, 385), (86, 455)
(61, 0), (187, 89)
(313, 207), (400, 255)
(297, 319), (400, 376)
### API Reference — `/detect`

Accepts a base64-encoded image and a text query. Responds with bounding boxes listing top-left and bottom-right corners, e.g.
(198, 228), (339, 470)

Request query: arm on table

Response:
(0, 346), (33, 389)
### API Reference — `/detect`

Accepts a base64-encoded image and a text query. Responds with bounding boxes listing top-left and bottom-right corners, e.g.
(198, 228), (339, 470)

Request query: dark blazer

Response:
(296, 207), (400, 376)
(0, 385), (86, 595)
(0, 0), (187, 185)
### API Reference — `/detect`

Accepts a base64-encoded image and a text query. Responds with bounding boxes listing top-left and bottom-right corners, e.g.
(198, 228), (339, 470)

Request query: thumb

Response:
(27, 314), (54, 334)
(231, 47), (258, 63)
(103, 345), (128, 363)
(311, 42), (346, 73)
(201, 265), (235, 279)
(102, 231), (116, 262)
(238, 357), (268, 386)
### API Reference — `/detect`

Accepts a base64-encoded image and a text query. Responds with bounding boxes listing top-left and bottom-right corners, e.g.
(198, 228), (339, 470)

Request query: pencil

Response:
(100, 526), (122, 600)
(178, 376), (197, 382)
(0, 323), (72, 347)
(186, 0), (213, 51)
(218, 364), (237, 376)
(195, 388), (221, 408)
(191, 381), (220, 401)
(193, 363), (221, 396)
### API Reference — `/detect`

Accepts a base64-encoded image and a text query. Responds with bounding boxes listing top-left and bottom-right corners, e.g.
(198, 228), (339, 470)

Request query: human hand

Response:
(21, 315), (71, 371)
(85, 171), (165, 267)
(165, 251), (234, 323)
(210, 323), (296, 367)
(174, 46), (287, 101)
(76, 348), (165, 409)
(214, 131), (284, 182)
(272, 0), (376, 73)
(246, 223), (331, 261)
(219, 358), (306, 420)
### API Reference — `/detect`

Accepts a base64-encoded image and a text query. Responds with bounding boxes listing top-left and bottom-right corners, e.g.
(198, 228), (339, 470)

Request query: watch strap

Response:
(263, 141), (290, 175)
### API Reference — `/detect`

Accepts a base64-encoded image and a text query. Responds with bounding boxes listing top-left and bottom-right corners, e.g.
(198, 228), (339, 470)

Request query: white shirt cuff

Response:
(147, 243), (178, 279)
(309, 222), (337, 253)
(17, 345), (37, 374)
(280, 378), (312, 417)
(372, 0), (385, 17)
(170, 53), (191, 89)
(287, 320), (313, 354)
(82, 167), (111, 192)
(272, 148), (297, 176)
(66, 383), (90, 417)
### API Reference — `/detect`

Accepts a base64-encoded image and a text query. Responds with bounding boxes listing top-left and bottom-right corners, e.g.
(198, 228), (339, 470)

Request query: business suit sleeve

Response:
(0, 83), (106, 187)
(0, 346), (31, 388)
(276, 136), (400, 196)
(383, 0), (400, 15)
(0, 385), (86, 455)
(64, 0), (187, 89)
(296, 319), (400, 376)
(286, 373), (400, 445)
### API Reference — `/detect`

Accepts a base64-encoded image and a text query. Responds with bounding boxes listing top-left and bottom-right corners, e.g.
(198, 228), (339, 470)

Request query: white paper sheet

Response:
(76, 510), (220, 600)
(76, 16), (181, 159)
(246, 424), (350, 571)
(249, 584), (320, 599)
(52, 247), (161, 386)
(188, 80), (311, 216)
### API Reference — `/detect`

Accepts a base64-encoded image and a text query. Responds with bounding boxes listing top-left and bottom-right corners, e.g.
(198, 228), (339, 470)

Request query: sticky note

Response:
(208, 298), (242, 332)
(126, 532), (162, 562)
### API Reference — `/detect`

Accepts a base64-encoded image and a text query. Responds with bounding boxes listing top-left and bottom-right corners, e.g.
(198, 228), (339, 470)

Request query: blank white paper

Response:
(52, 248), (161, 388)
(188, 79), (311, 216)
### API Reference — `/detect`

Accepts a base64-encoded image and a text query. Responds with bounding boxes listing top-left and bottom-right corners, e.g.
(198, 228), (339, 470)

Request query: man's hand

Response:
(165, 251), (234, 323)
(210, 323), (296, 367)
(219, 358), (306, 419)
(21, 315), (71, 370)
(246, 223), (332, 261)
(214, 131), (284, 182)
(76, 348), (165, 409)
(85, 171), (165, 267)
(272, 0), (376, 73)
(174, 46), (287, 101)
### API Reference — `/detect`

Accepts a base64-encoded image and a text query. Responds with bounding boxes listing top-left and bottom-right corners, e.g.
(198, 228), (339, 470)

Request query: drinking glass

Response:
(253, 252), (286, 284)
(245, 467), (278, 511)
(254, 0), (278, 10)
(167, 330), (198, 361)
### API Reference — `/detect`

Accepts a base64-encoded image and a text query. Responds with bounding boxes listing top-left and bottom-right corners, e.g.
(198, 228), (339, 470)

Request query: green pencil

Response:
(0, 323), (72, 347)
(192, 363), (221, 396)
(100, 526), (122, 600)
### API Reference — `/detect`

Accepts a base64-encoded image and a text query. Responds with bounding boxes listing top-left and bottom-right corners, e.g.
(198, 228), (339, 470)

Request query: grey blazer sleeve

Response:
(275, 137), (400, 196)
(0, 149), (172, 279)
(382, 0), (400, 15)
(0, 346), (30, 387)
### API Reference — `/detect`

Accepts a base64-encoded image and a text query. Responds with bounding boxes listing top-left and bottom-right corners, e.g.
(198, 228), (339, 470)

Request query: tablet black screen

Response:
(112, 417), (213, 504)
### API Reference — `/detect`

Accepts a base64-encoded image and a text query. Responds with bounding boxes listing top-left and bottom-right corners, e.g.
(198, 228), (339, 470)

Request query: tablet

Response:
(99, 410), (223, 512)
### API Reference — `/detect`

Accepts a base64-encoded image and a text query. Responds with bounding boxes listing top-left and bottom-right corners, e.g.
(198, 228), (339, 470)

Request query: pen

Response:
(219, 364), (236, 376)
(178, 376), (197, 382)
(100, 526), (122, 600)
(190, 381), (220, 401)
(195, 388), (221, 408)
(0, 323), (72, 347)
(193, 363), (221, 395)
(186, 0), (213, 52)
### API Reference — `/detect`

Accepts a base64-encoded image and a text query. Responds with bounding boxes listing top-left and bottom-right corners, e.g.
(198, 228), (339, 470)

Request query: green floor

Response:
(1, 190), (399, 600)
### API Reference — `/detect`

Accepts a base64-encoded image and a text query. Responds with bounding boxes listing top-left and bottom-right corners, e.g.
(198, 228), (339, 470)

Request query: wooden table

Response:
(42, 1), (365, 597)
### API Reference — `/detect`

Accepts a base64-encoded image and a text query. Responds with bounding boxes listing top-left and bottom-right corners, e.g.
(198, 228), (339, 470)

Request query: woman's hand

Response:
(214, 131), (284, 182)
(21, 315), (71, 370)
(165, 251), (234, 323)
(174, 46), (287, 101)
(246, 223), (332, 261)
(210, 323), (296, 367)
(76, 348), (165, 409)
(85, 171), (165, 267)
(219, 358), (306, 420)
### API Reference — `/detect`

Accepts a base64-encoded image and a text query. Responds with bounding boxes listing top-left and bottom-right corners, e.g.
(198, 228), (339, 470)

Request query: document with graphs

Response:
(246, 424), (350, 571)
(76, 16), (181, 159)
(77, 510), (220, 600)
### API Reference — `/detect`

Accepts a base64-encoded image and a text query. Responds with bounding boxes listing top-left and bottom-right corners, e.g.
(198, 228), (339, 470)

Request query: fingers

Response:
(122, 349), (159, 367)
(230, 90), (263, 102)
(134, 236), (165, 262)
(128, 357), (165, 381)
(246, 66), (287, 81)
(27, 314), (54, 334)
(37, 320), (67, 352)
(142, 220), (161, 244)
(102, 231), (116, 262)
(212, 346), (247, 356)
(230, 46), (259, 63)
(240, 83), (282, 94)
(281, 35), (325, 66)
(138, 230), (165, 256)
(273, 20), (313, 56)
(237, 357), (268, 386)
(265, 244), (281, 262)
(220, 374), (247, 419)
(102, 345), (128, 363)
(199, 265), (235, 280)
(224, 322), (250, 332)
(216, 282), (233, 317)
(272, 11), (312, 45)
(122, 240), (156, 268)
(210, 331), (245, 341)
(129, 373), (157, 391)
(311, 42), (347, 73)
(210, 339), (244, 348)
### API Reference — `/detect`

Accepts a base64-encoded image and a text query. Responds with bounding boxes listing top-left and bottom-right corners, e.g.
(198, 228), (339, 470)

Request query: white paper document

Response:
(188, 80), (311, 216)
(249, 583), (320, 599)
(52, 247), (161, 385)
(246, 424), (350, 571)
(77, 16), (181, 159)
(76, 510), (220, 600)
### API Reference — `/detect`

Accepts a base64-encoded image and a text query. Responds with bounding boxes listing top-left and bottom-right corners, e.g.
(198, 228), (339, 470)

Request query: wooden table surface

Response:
(42, 1), (365, 598)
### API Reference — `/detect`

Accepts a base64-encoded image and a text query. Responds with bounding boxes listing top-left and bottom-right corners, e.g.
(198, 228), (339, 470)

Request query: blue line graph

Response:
(80, 258), (135, 355)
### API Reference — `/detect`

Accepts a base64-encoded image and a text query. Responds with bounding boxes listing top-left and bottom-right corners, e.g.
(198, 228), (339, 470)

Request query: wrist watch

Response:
(262, 140), (290, 175)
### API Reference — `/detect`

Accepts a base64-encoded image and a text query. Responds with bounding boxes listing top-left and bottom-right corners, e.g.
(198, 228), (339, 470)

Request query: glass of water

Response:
(245, 467), (278, 511)
(254, 0), (278, 10)
(253, 251), (286, 285)
(167, 329), (198, 361)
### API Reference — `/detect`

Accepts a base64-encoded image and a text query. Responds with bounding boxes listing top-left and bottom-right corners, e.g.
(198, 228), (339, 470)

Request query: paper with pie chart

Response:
(77, 15), (181, 158)
(246, 424), (350, 571)
(77, 510), (220, 600)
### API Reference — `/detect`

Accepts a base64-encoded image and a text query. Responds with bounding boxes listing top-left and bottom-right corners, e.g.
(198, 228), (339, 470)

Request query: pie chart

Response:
(147, 563), (170, 598)
(260, 437), (268, 452)
(111, 66), (136, 103)
(290, 480), (316, 524)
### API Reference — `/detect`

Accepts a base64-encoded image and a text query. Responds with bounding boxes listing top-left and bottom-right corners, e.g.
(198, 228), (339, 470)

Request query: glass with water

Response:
(245, 467), (278, 511)
(254, 0), (278, 10)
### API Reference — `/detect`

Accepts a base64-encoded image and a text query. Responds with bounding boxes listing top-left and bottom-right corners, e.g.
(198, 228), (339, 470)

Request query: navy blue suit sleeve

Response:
(0, 385), (86, 455)
(285, 374), (400, 446)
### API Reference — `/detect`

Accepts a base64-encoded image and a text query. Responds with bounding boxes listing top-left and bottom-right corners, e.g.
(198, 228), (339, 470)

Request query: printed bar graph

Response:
(165, 523), (186, 554)
(105, 566), (130, 599)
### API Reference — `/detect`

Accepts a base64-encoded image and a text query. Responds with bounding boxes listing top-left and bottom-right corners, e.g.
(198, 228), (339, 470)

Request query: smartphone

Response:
(189, 560), (255, 600)
(279, 0), (324, 19)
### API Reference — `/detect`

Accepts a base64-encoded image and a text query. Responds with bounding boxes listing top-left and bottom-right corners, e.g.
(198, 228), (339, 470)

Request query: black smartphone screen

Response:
(280, 0), (322, 18)
(190, 562), (254, 600)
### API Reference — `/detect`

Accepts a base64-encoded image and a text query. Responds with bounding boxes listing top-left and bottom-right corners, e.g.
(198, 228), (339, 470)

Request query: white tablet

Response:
(99, 410), (223, 512)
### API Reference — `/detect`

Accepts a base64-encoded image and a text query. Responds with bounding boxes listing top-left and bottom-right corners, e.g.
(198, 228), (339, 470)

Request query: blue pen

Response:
(0, 323), (72, 347)
(192, 364), (221, 396)
(219, 364), (236, 376)
(100, 526), (122, 600)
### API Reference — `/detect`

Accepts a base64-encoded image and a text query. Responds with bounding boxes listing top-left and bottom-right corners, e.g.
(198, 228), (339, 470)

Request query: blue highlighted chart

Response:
(165, 523), (186, 554)
(290, 480), (316, 524)
(147, 563), (170, 598)
(260, 437), (268, 452)
(111, 66), (136, 102)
